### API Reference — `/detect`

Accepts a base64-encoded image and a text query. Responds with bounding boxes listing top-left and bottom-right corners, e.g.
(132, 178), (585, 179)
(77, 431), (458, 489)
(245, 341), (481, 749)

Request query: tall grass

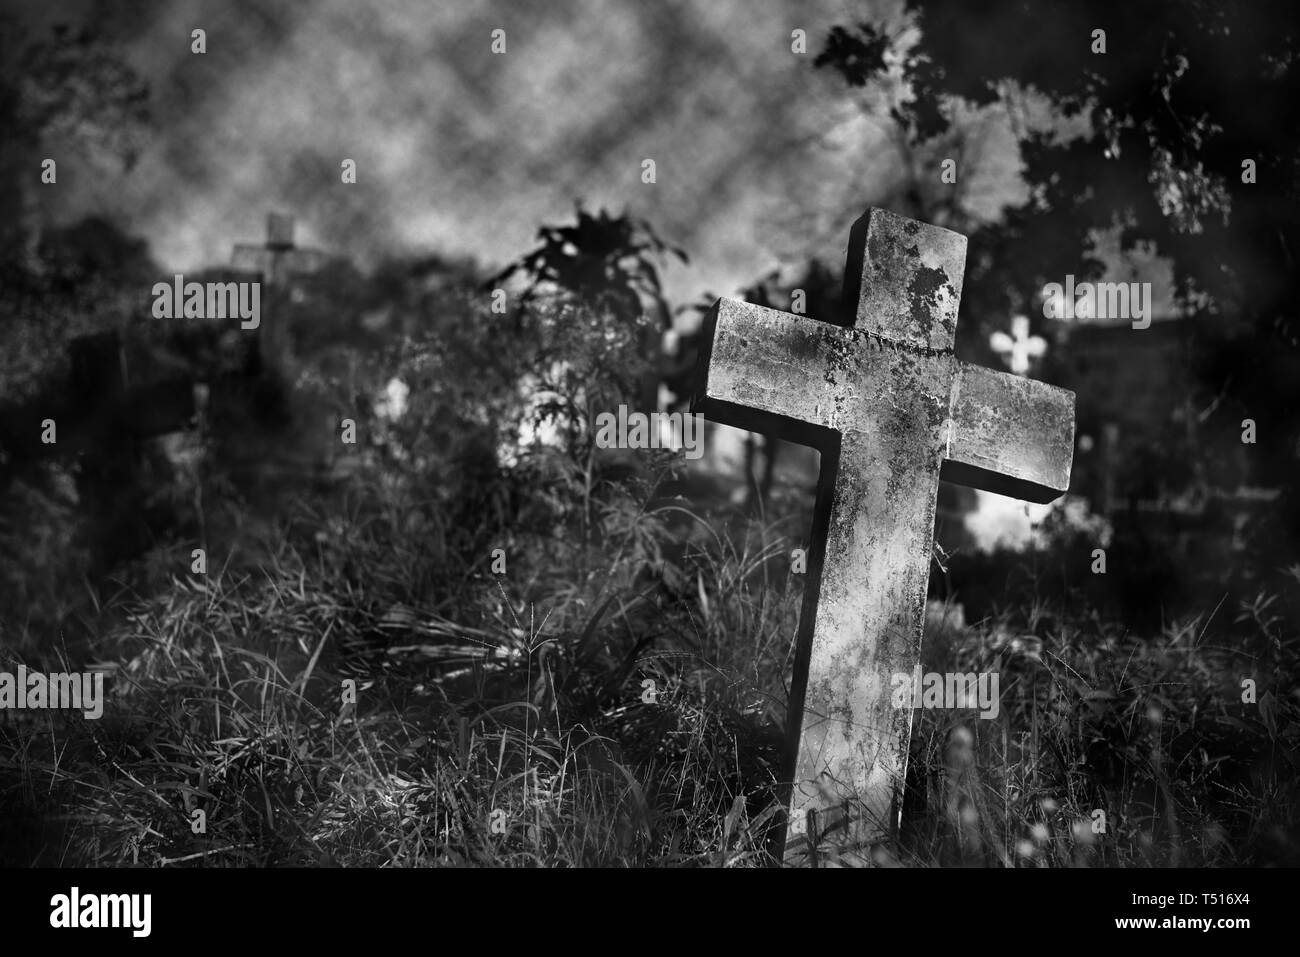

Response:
(1, 297), (1296, 866)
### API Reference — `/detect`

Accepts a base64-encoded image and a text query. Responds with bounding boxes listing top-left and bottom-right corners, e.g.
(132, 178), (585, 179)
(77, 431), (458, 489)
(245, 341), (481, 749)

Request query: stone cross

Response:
(230, 213), (326, 282)
(691, 208), (1075, 865)
(0, 331), (196, 467)
(230, 213), (327, 371)
(990, 314), (1047, 375)
(0, 330), (196, 572)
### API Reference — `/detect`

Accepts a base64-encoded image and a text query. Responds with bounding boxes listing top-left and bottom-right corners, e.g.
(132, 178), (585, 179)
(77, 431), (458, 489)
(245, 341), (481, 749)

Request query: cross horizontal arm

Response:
(230, 246), (327, 277)
(691, 297), (864, 443)
(230, 247), (274, 272)
(942, 362), (1075, 502)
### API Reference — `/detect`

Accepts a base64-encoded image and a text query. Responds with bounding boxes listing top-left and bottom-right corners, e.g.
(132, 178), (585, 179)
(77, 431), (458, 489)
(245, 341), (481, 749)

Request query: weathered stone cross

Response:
(230, 213), (327, 283)
(231, 213), (327, 371)
(691, 208), (1075, 865)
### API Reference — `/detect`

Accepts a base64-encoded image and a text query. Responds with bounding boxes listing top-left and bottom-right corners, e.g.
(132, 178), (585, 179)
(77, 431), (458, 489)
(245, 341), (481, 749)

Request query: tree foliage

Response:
(490, 203), (687, 327)
(817, 1), (1300, 574)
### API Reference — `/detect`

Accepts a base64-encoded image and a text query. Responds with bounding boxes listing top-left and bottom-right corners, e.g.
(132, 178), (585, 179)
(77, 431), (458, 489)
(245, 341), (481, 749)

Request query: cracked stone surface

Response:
(692, 207), (1076, 866)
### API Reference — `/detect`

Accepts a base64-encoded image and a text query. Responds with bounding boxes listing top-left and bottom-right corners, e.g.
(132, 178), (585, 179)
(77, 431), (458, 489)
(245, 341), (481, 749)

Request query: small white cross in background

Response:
(990, 315), (1047, 375)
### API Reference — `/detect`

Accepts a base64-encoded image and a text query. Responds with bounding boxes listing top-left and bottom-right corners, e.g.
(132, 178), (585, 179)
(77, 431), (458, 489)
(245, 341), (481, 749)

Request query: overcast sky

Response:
(19, 0), (1181, 323)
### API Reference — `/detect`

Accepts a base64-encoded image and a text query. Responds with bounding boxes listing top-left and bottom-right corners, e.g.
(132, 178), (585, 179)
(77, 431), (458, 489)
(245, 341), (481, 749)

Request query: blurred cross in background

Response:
(990, 315), (1047, 375)
(230, 213), (329, 373)
(231, 213), (327, 283)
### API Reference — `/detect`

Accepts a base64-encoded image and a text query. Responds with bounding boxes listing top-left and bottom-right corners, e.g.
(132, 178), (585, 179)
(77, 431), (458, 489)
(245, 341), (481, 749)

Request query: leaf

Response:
(1259, 691), (1278, 737)
(722, 794), (746, 847)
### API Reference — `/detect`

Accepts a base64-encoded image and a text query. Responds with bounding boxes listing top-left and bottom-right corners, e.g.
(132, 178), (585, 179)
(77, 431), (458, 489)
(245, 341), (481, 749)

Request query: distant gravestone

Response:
(0, 330), (197, 572)
(230, 213), (325, 281)
(989, 314), (1047, 375)
(692, 208), (1076, 865)
(0, 330), (196, 466)
(230, 213), (327, 371)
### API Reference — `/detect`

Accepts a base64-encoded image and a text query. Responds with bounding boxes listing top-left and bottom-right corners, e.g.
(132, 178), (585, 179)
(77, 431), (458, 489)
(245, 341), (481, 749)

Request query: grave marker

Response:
(691, 208), (1075, 865)
(989, 314), (1047, 375)
(230, 213), (327, 371)
(0, 330), (197, 572)
(230, 213), (326, 281)
(0, 330), (196, 467)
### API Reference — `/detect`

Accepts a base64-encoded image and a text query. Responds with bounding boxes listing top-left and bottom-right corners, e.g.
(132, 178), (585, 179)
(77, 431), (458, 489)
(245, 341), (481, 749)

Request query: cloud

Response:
(40, 0), (1032, 305)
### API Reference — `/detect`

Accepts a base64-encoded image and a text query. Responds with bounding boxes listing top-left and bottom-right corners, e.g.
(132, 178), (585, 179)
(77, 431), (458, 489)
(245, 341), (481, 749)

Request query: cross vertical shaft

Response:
(230, 213), (326, 372)
(787, 371), (951, 863)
